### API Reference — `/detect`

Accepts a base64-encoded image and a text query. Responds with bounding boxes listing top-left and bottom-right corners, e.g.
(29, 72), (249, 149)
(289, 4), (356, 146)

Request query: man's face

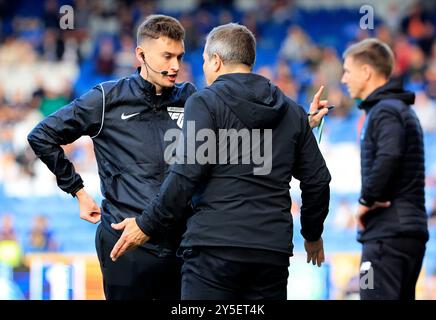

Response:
(139, 36), (184, 88)
(341, 56), (367, 100)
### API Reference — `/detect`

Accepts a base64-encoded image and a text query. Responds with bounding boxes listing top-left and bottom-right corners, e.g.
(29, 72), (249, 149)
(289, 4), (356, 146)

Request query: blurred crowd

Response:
(0, 0), (435, 255)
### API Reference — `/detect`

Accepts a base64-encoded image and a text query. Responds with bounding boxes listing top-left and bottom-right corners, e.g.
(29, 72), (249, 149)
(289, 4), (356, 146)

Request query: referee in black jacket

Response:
(341, 38), (429, 300)
(27, 15), (196, 300)
(110, 23), (331, 300)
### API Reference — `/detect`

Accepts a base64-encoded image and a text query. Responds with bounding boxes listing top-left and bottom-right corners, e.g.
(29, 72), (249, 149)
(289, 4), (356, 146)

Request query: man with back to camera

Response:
(109, 23), (332, 300)
(341, 38), (429, 300)
(27, 14), (196, 300)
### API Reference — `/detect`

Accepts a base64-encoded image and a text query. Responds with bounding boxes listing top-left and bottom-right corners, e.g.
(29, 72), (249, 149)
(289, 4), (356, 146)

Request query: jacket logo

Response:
(121, 112), (140, 120)
(167, 106), (184, 128)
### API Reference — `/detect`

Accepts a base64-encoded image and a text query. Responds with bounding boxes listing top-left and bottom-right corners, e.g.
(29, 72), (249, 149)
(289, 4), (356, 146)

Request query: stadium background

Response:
(0, 0), (435, 300)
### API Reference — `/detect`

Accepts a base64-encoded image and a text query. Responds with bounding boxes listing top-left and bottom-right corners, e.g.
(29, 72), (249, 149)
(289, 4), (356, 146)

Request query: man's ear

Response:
(362, 64), (372, 81)
(135, 46), (146, 64)
(213, 53), (222, 72)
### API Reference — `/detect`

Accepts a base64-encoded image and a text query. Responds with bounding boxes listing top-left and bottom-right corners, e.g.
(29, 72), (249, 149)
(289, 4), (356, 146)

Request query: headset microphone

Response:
(141, 53), (169, 76)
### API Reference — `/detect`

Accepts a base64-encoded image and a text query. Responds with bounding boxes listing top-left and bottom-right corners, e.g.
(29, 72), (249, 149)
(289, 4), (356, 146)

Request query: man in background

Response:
(341, 38), (429, 300)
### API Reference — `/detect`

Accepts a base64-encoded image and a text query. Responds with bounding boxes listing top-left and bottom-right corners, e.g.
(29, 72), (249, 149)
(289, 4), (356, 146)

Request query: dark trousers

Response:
(359, 237), (426, 300)
(180, 248), (289, 300)
(95, 223), (182, 300)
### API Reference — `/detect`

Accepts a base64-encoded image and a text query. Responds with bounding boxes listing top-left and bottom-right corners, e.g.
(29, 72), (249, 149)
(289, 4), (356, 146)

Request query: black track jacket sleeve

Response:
(27, 85), (104, 195)
(136, 94), (212, 237)
(360, 106), (405, 205)
(293, 106), (331, 242)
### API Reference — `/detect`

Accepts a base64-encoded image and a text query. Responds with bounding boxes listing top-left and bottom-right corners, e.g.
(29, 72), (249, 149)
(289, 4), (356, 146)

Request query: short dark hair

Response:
(136, 14), (185, 45)
(205, 23), (256, 67)
(343, 38), (394, 78)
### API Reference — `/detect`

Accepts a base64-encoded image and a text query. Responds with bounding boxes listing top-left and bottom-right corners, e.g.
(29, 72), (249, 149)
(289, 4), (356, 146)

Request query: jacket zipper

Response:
(152, 94), (166, 181)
